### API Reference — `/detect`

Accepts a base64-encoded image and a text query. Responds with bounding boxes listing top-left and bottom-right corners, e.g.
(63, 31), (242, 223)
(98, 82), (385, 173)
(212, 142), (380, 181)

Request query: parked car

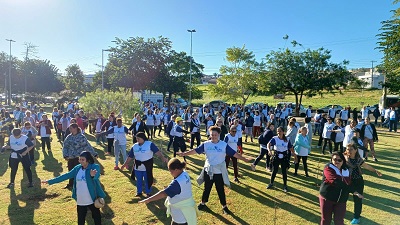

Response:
(165, 97), (188, 107)
(277, 102), (307, 117)
(367, 104), (379, 114)
(317, 105), (343, 114)
(245, 102), (265, 109)
(203, 100), (226, 109)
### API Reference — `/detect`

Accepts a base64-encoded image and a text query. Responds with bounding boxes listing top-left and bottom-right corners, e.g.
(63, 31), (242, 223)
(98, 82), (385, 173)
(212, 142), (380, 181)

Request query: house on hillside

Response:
(353, 69), (384, 89)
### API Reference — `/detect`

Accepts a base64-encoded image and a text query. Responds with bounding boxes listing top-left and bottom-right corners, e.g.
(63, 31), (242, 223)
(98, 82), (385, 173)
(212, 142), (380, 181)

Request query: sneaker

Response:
(6, 183), (14, 188)
(234, 178), (240, 183)
(198, 203), (206, 211)
(222, 206), (232, 215)
(146, 194), (152, 198)
(266, 167), (271, 172)
(114, 166), (119, 170)
(305, 174), (310, 177)
(373, 157), (378, 162)
(350, 218), (360, 224)
(250, 164), (256, 171)
(293, 172), (298, 176)
(63, 184), (72, 189)
(135, 193), (143, 197)
(283, 186), (288, 193)
(28, 182), (33, 188)
(266, 183), (274, 189)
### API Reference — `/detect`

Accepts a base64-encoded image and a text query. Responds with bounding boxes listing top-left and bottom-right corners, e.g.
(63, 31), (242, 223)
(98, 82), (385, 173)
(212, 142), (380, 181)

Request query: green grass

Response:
(0, 123), (399, 225)
(193, 84), (383, 108)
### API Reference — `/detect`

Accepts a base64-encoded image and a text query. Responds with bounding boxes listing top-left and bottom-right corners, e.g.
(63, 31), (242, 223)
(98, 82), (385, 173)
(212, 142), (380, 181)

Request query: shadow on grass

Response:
(41, 150), (63, 177)
(0, 151), (8, 176)
(8, 164), (48, 225)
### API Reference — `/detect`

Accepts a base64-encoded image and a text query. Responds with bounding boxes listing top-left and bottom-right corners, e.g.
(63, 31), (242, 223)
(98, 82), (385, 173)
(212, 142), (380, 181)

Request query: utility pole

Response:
(6, 39), (16, 105)
(371, 60), (376, 88)
(23, 43), (38, 95)
(187, 29), (196, 106)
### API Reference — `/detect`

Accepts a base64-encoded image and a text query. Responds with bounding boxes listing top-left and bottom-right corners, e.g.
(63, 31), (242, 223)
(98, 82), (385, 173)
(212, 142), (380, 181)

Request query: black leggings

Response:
(29, 147), (35, 162)
(322, 138), (332, 154)
(253, 146), (271, 169)
(154, 124), (162, 135)
(77, 204), (101, 225)
(107, 138), (114, 153)
(270, 157), (288, 186)
(225, 155), (238, 178)
(351, 177), (364, 220)
(334, 141), (344, 153)
(202, 172), (226, 206)
(167, 135), (174, 151)
(41, 137), (51, 151)
(173, 137), (187, 160)
(9, 155), (32, 183)
(190, 132), (201, 149)
(294, 156), (308, 175)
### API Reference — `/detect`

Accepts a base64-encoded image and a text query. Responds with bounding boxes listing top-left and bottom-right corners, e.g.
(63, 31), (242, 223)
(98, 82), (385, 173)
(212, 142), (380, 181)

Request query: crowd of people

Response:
(1, 100), (393, 225)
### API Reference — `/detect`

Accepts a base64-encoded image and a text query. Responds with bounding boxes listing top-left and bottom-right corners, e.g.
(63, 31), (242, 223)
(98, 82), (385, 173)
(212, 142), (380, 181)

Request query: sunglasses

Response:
(333, 158), (343, 162)
(231, 130), (237, 132)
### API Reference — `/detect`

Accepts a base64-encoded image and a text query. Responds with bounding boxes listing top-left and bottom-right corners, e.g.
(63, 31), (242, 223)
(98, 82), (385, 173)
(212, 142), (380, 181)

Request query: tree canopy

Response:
(376, 3), (400, 94)
(211, 46), (264, 105)
(262, 47), (352, 115)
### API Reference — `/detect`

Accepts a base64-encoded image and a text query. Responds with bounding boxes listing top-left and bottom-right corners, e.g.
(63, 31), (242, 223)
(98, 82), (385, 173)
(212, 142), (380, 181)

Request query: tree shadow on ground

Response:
(8, 165), (49, 225)
(41, 150), (63, 177)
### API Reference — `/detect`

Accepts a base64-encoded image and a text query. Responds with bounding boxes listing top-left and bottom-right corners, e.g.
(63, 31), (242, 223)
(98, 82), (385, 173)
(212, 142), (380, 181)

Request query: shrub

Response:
(79, 88), (140, 120)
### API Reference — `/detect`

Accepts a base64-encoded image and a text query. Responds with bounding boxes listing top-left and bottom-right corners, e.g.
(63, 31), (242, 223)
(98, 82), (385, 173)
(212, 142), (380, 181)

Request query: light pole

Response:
(371, 60), (376, 88)
(6, 39), (16, 105)
(187, 29), (196, 106)
(101, 49), (111, 91)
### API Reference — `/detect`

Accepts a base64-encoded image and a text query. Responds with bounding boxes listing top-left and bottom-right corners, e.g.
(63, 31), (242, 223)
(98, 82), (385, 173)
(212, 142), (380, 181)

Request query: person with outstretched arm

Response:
(177, 125), (251, 215)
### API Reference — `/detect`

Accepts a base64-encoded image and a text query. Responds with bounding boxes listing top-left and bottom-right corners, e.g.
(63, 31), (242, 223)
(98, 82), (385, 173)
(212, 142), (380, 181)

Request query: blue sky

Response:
(0, 0), (396, 75)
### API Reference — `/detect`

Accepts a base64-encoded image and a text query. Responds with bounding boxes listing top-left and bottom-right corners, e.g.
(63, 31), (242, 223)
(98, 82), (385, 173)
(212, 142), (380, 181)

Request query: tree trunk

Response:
(167, 92), (172, 113)
(294, 93), (299, 117)
(298, 91), (304, 117)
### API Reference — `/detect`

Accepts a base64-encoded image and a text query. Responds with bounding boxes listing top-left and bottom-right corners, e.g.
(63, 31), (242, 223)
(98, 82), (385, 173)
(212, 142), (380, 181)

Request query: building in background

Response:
(352, 69), (384, 89)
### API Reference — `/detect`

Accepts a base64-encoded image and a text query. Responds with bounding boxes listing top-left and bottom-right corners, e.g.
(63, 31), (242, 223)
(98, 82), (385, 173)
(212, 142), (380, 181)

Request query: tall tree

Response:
(262, 47), (352, 116)
(376, 6), (400, 94)
(211, 46), (263, 105)
(21, 59), (64, 94)
(63, 64), (85, 95)
(106, 36), (172, 90)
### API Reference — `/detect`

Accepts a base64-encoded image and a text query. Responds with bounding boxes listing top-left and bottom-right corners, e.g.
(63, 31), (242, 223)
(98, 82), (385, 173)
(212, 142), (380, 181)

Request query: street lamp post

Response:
(101, 49), (111, 91)
(6, 39), (16, 105)
(187, 29), (196, 106)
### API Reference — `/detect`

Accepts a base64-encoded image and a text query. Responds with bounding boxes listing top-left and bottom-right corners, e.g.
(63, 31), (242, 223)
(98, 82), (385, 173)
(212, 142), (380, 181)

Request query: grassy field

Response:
(192, 84), (383, 109)
(0, 121), (399, 225)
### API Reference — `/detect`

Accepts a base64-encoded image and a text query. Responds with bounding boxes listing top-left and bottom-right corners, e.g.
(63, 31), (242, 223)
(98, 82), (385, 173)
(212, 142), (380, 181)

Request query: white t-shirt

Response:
(76, 168), (94, 206)
(364, 125), (373, 139)
(40, 125), (50, 137)
(224, 133), (238, 152)
(343, 125), (354, 147)
(253, 115), (261, 126)
(165, 171), (193, 224)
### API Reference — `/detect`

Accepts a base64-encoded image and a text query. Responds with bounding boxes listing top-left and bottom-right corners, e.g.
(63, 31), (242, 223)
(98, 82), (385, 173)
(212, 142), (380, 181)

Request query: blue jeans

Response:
(114, 144), (127, 166)
(135, 170), (151, 194)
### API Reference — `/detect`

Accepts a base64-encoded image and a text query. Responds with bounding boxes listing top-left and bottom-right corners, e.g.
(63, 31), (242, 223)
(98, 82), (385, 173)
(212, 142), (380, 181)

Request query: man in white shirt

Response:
(389, 107), (397, 132)
(360, 106), (369, 120)
(328, 105), (336, 119)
